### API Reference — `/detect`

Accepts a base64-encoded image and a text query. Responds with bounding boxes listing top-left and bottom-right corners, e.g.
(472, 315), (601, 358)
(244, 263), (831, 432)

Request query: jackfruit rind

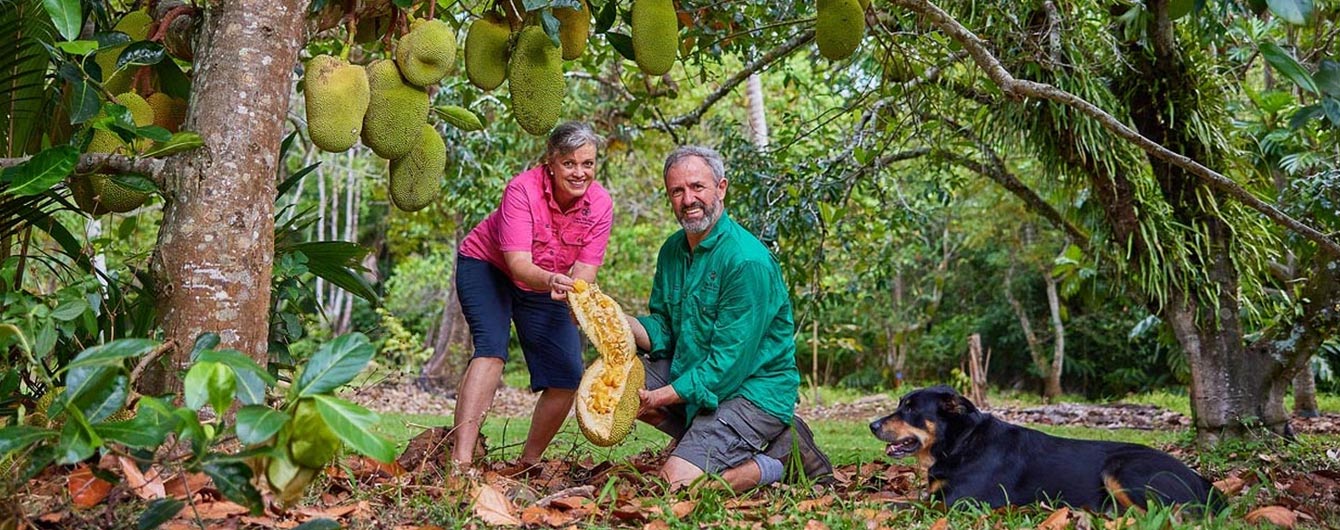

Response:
(362, 59), (430, 159)
(555, 0), (591, 61)
(395, 19), (458, 87)
(507, 26), (565, 136)
(436, 105), (484, 132)
(576, 356), (645, 447)
(816, 0), (864, 61)
(465, 13), (511, 91)
(305, 55), (370, 152)
(631, 0), (678, 76)
(96, 10), (154, 92)
(568, 280), (636, 363)
(82, 93), (153, 213)
(147, 92), (188, 133)
(389, 124), (446, 212)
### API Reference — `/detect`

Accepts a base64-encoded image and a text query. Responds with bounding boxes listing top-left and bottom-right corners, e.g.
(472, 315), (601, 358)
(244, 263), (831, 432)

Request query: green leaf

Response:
(1315, 60), (1340, 98)
(434, 106), (484, 131)
(311, 395), (395, 463)
(541, 10), (562, 48)
(0, 425), (57, 456)
(1266, 0), (1313, 25)
(293, 519), (342, 530)
(154, 59), (192, 99)
(0, 146), (78, 196)
(236, 406), (288, 445)
(138, 498), (185, 530)
(51, 297), (90, 321)
(606, 32), (635, 62)
(294, 333), (374, 397)
(54, 40), (100, 55)
(1289, 103), (1323, 129)
(198, 349), (273, 405)
(56, 419), (99, 465)
(93, 411), (173, 448)
(63, 339), (159, 373)
(76, 372), (128, 424)
(1260, 42), (1319, 95)
(1323, 98), (1340, 127)
(189, 332), (222, 362)
(41, 0), (81, 41)
(277, 161), (320, 198)
(116, 41), (166, 68)
(136, 125), (172, 142)
(595, 0), (617, 34)
(70, 79), (101, 124)
(105, 173), (158, 193)
(184, 361), (235, 414)
(290, 242), (379, 304)
(203, 462), (264, 515)
(141, 131), (204, 158)
(391, 0), (411, 7)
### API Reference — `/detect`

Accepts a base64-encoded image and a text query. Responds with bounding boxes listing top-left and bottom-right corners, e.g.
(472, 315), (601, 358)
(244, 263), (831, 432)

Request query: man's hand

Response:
(638, 385), (682, 418)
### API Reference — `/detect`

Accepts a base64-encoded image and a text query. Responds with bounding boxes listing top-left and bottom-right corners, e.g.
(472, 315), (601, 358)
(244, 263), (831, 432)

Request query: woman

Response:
(451, 121), (612, 469)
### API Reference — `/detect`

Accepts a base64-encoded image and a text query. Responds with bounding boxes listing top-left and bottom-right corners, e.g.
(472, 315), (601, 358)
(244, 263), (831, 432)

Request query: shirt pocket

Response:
(530, 228), (557, 270)
(686, 288), (720, 347)
(558, 229), (586, 266)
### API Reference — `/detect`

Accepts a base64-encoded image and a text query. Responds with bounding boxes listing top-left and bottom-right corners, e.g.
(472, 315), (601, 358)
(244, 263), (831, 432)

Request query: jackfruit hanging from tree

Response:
(362, 59), (430, 159)
(97, 10), (153, 94)
(146, 92), (188, 133)
(73, 92), (155, 214)
(395, 19), (458, 87)
(569, 279), (644, 447)
(465, 12), (511, 91)
(555, 0), (591, 61)
(816, 0), (865, 61)
(304, 55), (370, 152)
(631, 0), (679, 76)
(389, 123), (446, 212)
(507, 26), (565, 136)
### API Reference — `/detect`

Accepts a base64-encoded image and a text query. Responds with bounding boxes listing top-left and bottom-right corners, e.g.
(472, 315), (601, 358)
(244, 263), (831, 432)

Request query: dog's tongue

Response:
(886, 439), (915, 456)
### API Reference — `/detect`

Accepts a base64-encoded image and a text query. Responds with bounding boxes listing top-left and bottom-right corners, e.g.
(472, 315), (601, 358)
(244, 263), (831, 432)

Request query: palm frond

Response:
(1, 0), (58, 158)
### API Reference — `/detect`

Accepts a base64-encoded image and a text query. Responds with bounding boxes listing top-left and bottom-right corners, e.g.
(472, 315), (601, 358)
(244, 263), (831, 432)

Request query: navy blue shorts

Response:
(456, 255), (583, 391)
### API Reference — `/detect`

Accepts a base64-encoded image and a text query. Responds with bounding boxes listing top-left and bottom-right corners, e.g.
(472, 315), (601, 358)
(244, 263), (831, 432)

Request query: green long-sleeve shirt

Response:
(637, 212), (800, 424)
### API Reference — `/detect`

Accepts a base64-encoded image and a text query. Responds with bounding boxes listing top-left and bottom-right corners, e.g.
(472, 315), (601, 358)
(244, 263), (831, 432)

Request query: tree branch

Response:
(652, 29), (816, 131)
(889, 0), (1340, 258)
(0, 154), (168, 188)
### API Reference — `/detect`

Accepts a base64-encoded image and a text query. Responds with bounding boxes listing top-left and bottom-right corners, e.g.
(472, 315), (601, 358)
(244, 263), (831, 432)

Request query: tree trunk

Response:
(419, 224), (470, 395)
(1003, 261), (1047, 382)
(1293, 362), (1319, 418)
(144, 0), (306, 393)
(1042, 271), (1064, 401)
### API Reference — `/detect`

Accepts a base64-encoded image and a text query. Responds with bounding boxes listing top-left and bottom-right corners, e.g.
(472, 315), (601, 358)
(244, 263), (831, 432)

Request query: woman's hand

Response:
(548, 272), (575, 300)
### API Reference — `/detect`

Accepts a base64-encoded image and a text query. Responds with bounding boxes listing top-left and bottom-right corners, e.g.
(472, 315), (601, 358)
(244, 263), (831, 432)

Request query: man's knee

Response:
(660, 456), (704, 487)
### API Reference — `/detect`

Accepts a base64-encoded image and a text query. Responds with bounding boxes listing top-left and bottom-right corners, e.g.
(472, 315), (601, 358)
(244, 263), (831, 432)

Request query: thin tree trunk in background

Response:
(1003, 261), (1047, 383)
(745, 73), (769, 148)
(315, 153), (327, 313)
(144, 0), (307, 393)
(1293, 360), (1319, 418)
(335, 152), (360, 334)
(1043, 272), (1064, 401)
(420, 224), (470, 395)
(967, 333), (988, 407)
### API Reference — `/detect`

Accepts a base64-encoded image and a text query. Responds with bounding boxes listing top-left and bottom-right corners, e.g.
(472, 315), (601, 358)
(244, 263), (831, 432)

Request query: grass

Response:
(366, 387), (1339, 529)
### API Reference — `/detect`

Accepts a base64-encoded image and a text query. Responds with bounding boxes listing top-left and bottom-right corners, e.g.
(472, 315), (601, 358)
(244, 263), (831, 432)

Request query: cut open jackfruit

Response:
(569, 279), (642, 446)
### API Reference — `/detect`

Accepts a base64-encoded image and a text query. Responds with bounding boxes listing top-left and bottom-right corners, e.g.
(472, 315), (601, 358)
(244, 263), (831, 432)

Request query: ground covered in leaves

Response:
(11, 380), (1340, 529)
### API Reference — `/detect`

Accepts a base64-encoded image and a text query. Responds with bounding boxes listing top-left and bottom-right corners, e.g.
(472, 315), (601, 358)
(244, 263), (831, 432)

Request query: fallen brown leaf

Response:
(519, 505), (548, 526)
(472, 484), (521, 527)
(671, 500), (696, 518)
(797, 495), (835, 512)
(929, 517), (949, 530)
(1104, 516), (1135, 530)
(37, 511), (65, 523)
(550, 496), (588, 510)
(1214, 475), (1246, 496)
(241, 515), (298, 529)
(68, 465), (112, 509)
(118, 456), (166, 500)
(162, 472), (211, 499)
(805, 519), (830, 530)
(643, 520), (670, 530)
(1245, 506), (1297, 528)
(1037, 506), (1071, 530)
(191, 501), (251, 520)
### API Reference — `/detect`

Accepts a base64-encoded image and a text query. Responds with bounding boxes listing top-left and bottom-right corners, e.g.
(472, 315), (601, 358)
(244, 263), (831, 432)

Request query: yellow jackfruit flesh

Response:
(555, 0), (590, 61)
(362, 59), (430, 159)
(465, 13), (511, 91)
(816, 0), (864, 61)
(146, 92), (188, 133)
(305, 55), (370, 152)
(569, 280), (642, 446)
(389, 124), (446, 212)
(576, 356), (644, 447)
(395, 19), (458, 87)
(507, 26), (565, 136)
(631, 0), (679, 76)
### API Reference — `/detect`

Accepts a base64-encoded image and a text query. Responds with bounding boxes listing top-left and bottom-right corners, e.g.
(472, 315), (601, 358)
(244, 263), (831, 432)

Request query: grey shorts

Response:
(641, 357), (787, 474)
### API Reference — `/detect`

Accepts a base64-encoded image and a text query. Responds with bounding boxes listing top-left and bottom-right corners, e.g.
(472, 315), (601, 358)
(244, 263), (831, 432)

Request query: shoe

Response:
(764, 415), (833, 484)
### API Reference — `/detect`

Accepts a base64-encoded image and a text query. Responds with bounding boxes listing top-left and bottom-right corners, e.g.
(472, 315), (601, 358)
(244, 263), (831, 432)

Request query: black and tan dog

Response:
(870, 386), (1224, 512)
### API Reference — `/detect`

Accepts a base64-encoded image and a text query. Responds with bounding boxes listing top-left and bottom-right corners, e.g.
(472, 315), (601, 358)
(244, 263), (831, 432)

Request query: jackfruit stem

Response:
(341, 19), (355, 61)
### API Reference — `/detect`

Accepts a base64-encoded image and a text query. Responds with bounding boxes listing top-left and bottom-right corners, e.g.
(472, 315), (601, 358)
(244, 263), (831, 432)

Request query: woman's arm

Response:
(502, 251), (572, 292)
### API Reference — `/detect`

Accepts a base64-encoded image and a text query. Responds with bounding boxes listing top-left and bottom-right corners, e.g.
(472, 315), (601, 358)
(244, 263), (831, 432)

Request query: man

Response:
(626, 145), (832, 491)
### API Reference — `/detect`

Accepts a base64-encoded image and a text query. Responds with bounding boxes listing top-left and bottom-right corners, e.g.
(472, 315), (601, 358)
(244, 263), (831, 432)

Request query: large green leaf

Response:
(287, 242), (379, 304)
(1315, 59), (1340, 98)
(293, 333), (374, 397)
(93, 411), (174, 448)
(1266, 0), (1313, 25)
(2, 0), (58, 157)
(1260, 42), (1319, 95)
(115, 41), (165, 68)
(184, 361), (235, 414)
(138, 498), (185, 530)
(62, 338), (159, 373)
(203, 462), (264, 515)
(39, 0), (78, 41)
(0, 145), (77, 195)
(197, 349), (274, 405)
(56, 418), (99, 464)
(58, 366), (128, 423)
(140, 131), (204, 158)
(236, 405), (288, 445)
(0, 425), (56, 455)
(311, 395), (395, 463)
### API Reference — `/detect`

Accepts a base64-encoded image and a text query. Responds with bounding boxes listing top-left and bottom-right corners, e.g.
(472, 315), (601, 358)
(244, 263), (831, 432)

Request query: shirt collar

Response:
(689, 211), (732, 252)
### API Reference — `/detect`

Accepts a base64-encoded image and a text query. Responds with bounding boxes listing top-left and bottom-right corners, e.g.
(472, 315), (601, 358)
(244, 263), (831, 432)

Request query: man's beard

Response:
(677, 199), (720, 234)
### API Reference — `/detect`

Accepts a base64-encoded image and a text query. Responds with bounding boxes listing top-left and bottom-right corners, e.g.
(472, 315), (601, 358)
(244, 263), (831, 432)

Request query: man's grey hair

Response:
(663, 145), (726, 185)
(546, 121), (604, 159)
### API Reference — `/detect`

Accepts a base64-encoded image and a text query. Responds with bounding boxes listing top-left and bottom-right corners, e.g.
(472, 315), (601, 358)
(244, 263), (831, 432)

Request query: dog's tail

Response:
(1101, 453), (1226, 515)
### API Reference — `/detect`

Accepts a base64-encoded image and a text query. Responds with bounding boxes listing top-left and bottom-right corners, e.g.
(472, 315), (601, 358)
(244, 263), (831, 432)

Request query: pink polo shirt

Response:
(459, 165), (614, 292)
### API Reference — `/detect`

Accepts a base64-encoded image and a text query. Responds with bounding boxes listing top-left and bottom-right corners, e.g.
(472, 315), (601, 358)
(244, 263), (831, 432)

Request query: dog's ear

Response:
(939, 393), (979, 415)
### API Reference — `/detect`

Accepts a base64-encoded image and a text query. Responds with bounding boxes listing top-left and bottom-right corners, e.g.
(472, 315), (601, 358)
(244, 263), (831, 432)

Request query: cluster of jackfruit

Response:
(569, 279), (644, 447)
(816, 0), (866, 61)
(70, 92), (167, 215)
(259, 399), (342, 506)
